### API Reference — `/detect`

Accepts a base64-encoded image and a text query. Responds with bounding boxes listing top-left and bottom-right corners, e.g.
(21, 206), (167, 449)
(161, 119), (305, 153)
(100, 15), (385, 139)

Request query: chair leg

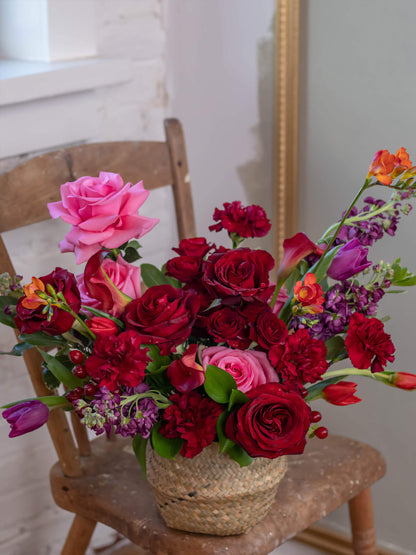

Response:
(61, 514), (97, 555)
(348, 487), (378, 555)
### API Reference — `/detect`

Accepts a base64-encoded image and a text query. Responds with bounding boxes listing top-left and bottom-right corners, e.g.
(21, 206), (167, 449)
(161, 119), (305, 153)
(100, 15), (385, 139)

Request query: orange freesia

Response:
(21, 277), (48, 309)
(391, 147), (413, 178)
(368, 149), (397, 185)
(294, 273), (324, 314)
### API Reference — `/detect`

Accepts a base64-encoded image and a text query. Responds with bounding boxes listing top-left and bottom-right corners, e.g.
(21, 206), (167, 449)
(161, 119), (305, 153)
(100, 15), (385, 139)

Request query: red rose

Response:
(167, 344), (205, 393)
(209, 201), (271, 238)
(203, 248), (275, 302)
(225, 383), (312, 458)
(86, 316), (119, 337)
(84, 330), (149, 391)
(123, 285), (200, 355)
(15, 267), (81, 336)
(165, 255), (203, 283)
(345, 313), (395, 373)
(172, 237), (213, 257)
(250, 311), (288, 349)
(269, 329), (329, 385)
(159, 391), (223, 458)
(205, 306), (250, 348)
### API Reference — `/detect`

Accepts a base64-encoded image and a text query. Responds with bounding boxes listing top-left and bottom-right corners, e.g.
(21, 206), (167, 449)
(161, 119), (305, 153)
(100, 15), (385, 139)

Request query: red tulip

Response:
(322, 381), (361, 406)
(391, 372), (416, 391)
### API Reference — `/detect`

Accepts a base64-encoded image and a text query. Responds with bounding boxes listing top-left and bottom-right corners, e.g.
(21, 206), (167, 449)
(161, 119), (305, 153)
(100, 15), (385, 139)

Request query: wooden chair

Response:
(0, 119), (386, 555)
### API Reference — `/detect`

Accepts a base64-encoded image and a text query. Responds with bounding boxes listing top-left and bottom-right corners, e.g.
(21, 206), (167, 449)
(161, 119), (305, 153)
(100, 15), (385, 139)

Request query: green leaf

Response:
(146, 344), (172, 374)
(1, 395), (68, 409)
(160, 264), (182, 288)
(132, 434), (148, 476)
(228, 389), (249, 411)
(304, 376), (346, 402)
(38, 350), (84, 389)
(43, 367), (61, 390)
(226, 443), (254, 467)
(0, 296), (17, 328)
(19, 332), (66, 347)
(151, 423), (183, 459)
(391, 258), (416, 287)
(386, 289), (406, 294)
(124, 247), (141, 263)
(141, 263), (171, 287)
(0, 342), (33, 356)
(204, 365), (237, 404)
(216, 410), (234, 453)
(325, 335), (346, 362)
(80, 306), (124, 327)
(309, 244), (343, 283)
(284, 267), (301, 294)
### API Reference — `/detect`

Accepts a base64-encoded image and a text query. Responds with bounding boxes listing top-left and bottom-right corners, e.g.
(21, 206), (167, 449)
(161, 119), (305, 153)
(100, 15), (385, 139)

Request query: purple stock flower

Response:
(327, 239), (371, 281)
(2, 400), (49, 438)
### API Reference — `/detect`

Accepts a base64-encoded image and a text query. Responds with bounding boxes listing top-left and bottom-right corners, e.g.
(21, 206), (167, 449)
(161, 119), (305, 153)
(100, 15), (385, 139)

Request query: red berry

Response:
(311, 410), (322, 423)
(315, 426), (328, 439)
(69, 350), (84, 364)
(73, 365), (87, 379)
(84, 383), (98, 397)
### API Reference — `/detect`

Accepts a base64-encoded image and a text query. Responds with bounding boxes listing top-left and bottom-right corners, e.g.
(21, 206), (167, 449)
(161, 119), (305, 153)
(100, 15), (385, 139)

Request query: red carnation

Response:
(345, 313), (395, 373)
(203, 248), (275, 302)
(269, 329), (329, 386)
(225, 382), (312, 458)
(159, 391), (222, 458)
(209, 201), (271, 238)
(123, 285), (200, 355)
(84, 330), (149, 391)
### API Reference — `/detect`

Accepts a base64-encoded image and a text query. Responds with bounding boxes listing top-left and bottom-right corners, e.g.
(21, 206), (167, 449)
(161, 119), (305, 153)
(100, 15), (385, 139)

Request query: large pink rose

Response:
(201, 346), (278, 392)
(48, 172), (159, 263)
(80, 253), (141, 316)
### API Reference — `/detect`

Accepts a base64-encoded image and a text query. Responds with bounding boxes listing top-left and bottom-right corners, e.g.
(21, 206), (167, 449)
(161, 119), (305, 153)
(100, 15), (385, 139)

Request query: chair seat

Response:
(50, 434), (386, 555)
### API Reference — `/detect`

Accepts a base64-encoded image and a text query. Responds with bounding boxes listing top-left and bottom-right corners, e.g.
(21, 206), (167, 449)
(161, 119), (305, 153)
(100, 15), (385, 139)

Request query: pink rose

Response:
(48, 172), (159, 264)
(81, 253), (141, 317)
(201, 346), (278, 393)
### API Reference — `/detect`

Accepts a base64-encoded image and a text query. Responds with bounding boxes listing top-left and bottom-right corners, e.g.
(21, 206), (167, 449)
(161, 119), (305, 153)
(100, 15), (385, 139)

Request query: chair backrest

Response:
(0, 118), (196, 477)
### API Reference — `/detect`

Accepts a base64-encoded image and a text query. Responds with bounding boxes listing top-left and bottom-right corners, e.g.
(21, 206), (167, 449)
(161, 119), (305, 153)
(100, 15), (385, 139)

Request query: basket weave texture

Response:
(146, 442), (288, 536)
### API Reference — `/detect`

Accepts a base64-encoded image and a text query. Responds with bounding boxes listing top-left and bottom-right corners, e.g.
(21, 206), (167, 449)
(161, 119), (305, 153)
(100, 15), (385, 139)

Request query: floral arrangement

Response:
(1, 149), (416, 469)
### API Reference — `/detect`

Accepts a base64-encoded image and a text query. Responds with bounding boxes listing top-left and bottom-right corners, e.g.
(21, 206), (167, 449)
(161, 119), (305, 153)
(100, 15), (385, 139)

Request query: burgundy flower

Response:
(276, 232), (324, 282)
(327, 239), (372, 281)
(123, 285), (200, 355)
(269, 329), (329, 385)
(172, 237), (213, 257)
(345, 313), (395, 372)
(84, 330), (149, 391)
(250, 311), (288, 349)
(203, 248), (275, 302)
(167, 344), (205, 393)
(323, 381), (361, 405)
(209, 201), (271, 238)
(225, 383), (312, 458)
(3, 400), (49, 437)
(15, 268), (81, 336)
(159, 391), (222, 458)
(205, 306), (249, 348)
(165, 255), (203, 283)
(86, 316), (119, 337)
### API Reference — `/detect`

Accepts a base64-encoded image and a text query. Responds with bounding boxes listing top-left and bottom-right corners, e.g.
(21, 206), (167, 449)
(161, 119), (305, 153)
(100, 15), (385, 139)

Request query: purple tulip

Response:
(327, 239), (371, 281)
(2, 400), (49, 438)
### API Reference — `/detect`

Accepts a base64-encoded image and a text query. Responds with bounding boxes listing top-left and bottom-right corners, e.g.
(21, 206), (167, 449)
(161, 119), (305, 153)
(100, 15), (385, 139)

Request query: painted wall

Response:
(299, 1), (416, 553)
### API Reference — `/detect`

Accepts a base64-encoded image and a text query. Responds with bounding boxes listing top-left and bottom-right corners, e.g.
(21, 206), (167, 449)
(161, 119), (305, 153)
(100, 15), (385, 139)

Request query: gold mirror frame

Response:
(274, 0), (300, 261)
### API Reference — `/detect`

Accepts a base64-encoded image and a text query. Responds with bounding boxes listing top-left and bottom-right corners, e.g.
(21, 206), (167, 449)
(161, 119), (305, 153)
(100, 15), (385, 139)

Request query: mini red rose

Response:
(225, 382), (312, 458)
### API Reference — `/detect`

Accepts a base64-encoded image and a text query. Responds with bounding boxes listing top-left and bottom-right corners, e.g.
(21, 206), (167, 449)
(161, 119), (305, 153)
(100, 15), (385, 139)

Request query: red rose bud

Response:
(322, 381), (361, 406)
(86, 316), (119, 337)
(391, 372), (416, 390)
(167, 344), (205, 393)
(2, 400), (49, 438)
(172, 237), (212, 258)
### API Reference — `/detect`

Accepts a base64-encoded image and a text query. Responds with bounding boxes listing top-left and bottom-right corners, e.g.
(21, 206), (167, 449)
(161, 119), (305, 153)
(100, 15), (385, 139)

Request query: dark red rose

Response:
(345, 312), (395, 373)
(250, 311), (288, 349)
(84, 330), (149, 391)
(165, 255), (203, 283)
(205, 306), (250, 348)
(209, 201), (271, 238)
(123, 285), (200, 355)
(225, 382), (312, 458)
(269, 329), (329, 385)
(237, 300), (271, 322)
(172, 237), (213, 257)
(159, 391), (222, 458)
(203, 248), (275, 302)
(15, 267), (81, 336)
(86, 316), (119, 337)
(167, 344), (205, 393)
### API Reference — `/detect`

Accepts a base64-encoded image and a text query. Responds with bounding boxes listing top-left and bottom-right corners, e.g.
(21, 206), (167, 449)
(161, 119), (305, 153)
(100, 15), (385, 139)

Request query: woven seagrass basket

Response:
(146, 442), (287, 536)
